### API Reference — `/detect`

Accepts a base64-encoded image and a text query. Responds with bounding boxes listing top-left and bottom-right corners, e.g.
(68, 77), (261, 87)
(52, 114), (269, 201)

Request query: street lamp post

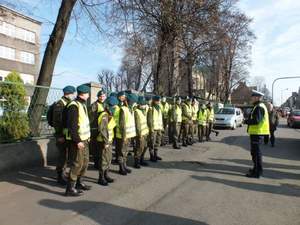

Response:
(271, 76), (300, 105)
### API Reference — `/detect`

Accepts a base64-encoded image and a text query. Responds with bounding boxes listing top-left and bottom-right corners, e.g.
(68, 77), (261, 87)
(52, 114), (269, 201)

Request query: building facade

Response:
(0, 5), (41, 84)
(231, 82), (257, 105)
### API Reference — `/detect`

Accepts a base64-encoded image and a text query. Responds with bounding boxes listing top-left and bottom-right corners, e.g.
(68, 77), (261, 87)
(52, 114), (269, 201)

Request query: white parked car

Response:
(214, 107), (244, 130)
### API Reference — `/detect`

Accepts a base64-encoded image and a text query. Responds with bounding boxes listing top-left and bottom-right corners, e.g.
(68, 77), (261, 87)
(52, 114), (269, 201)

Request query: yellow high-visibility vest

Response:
(182, 103), (192, 122)
(170, 105), (182, 123)
(153, 106), (163, 130)
(135, 108), (149, 136)
(59, 97), (68, 136)
(97, 112), (116, 143)
(97, 102), (104, 113)
(198, 109), (207, 126)
(66, 100), (91, 141)
(207, 108), (214, 122)
(248, 103), (270, 135)
(116, 106), (136, 139)
(161, 102), (170, 119)
(192, 104), (198, 121)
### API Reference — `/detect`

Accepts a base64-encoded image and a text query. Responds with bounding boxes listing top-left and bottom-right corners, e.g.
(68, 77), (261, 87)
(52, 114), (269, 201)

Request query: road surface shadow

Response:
(220, 135), (300, 161)
(0, 167), (64, 195)
(147, 160), (300, 181)
(39, 199), (209, 225)
(191, 175), (300, 198)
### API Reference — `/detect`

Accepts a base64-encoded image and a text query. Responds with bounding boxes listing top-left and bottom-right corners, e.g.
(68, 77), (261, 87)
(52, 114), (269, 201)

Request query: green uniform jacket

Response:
(98, 112), (109, 145)
(53, 96), (71, 138)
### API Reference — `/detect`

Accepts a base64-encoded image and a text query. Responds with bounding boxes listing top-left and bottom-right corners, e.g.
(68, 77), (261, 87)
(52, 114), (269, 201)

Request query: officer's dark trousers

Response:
(250, 135), (263, 173)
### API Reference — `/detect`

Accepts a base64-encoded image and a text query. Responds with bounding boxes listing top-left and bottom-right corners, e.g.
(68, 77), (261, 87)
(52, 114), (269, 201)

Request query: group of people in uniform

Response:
(51, 84), (220, 197)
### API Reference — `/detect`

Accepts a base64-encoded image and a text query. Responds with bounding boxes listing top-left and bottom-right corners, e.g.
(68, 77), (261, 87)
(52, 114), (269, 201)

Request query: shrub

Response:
(0, 71), (30, 142)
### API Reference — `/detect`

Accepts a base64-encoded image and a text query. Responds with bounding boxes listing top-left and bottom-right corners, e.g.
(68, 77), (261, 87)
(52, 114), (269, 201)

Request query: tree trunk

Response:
(186, 52), (194, 97)
(28, 0), (77, 136)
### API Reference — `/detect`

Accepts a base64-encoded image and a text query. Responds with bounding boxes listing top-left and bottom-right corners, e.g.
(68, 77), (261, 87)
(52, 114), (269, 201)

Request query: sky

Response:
(1, 0), (300, 106)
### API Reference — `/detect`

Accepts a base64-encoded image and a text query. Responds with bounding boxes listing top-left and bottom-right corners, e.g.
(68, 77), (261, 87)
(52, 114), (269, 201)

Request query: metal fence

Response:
(0, 81), (63, 143)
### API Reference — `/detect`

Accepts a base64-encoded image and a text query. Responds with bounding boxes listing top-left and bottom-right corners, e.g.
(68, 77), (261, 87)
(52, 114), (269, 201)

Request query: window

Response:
(20, 51), (35, 64)
(0, 21), (35, 43)
(0, 45), (16, 60)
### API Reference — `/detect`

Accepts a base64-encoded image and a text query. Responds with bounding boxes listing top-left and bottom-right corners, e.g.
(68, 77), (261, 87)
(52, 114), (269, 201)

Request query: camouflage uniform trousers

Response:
(170, 122), (181, 147)
(69, 140), (89, 182)
(134, 135), (147, 160)
(98, 141), (113, 173)
(55, 138), (68, 174)
(116, 138), (129, 164)
(149, 130), (162, 154)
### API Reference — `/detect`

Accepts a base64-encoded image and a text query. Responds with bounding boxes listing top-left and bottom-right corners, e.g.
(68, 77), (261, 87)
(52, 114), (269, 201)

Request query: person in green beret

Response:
(88, 89), (106, 169)
(169, 96), (182, 149)
(52, 85), (76, 185)
(147, 95), (163, 162)
(181, 97), (193, 146)
(65, 84), (92, 197)
(97, 96), (118, 186)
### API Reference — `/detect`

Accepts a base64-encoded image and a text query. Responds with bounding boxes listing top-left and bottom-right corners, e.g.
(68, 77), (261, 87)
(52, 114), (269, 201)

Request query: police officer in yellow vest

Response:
(160, 96), (170, 146)
(245, 90), (270, 178)
(197, 103), (207, 143)
(169, 96), (182, 149)
(148, 95), (163, 162)
(65, 84), (91, 197)
(52, 85), (75, 185)
(89, 90), (106, 169)
(182, 97), (193, 146)
(134, 96), (150, 168)
(97, 96), (118, 186)
(115, 92), (136, 175)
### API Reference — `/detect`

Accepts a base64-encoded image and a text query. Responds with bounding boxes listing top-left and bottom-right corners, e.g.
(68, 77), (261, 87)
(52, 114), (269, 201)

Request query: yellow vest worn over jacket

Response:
(182, 103), (192, 122)
(207, 108), (214, 122)
(198, 109), (207, 126)
(116, 106), (136, 139)
(170, 105), (182, 123)
(135, 108), (149, 136)
(192, 104), (198, 121)
(248, 103), (270, 135)
(153, 106), (163, 131)
(97, 112), (116, 143)
(161, 102), (170, 119)
(66, 100), (91, 141)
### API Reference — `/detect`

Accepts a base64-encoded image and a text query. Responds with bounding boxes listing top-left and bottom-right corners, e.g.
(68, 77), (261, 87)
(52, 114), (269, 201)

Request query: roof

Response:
(0, 4), (42, 25)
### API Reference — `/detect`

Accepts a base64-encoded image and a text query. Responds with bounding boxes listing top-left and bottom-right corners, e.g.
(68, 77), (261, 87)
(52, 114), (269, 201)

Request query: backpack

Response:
(46, 103), (56, 127)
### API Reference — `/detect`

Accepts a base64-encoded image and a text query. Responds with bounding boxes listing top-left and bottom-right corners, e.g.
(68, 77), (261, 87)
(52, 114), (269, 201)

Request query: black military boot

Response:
(173, 142), (181, 149)
(154, 150), (162, 161)
(57, 172), (67, 185)
(118, 163), (127, 175)
(140, 156), (149, 166)
(104, 170), (114, 183)
(65, 181), (83, 197)
(124, 163), (132, 174)
(150, 151), (157, 162)
(98, 172), (108, 186)
(182, 139), (188, 147)
(134, 158), (141, 169)
(76, 177), (92, 191)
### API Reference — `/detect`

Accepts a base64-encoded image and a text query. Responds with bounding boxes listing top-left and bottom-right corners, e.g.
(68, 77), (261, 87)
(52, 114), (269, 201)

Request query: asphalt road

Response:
(0, 119), (299, 225)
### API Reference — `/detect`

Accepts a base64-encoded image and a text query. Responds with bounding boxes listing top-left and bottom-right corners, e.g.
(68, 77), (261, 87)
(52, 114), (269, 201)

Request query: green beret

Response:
(110, 92), (117, 97)
(76, 84), (90, 94)
(117, 91), (126, 97)
(152, 95), (161, 101)
(63, 85), (76, 94)
(138, 96), (147, 105)
(127, 93), (138, 104)
(97, 89), (106, 97)
(106, 96), (119, 106)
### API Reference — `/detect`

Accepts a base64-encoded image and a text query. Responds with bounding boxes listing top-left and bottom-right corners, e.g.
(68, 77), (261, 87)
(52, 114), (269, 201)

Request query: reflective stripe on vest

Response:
(248, 103), (270, 135)
(135, 108), (149, 136)
(116, 106), (136, 139)
(182, 103), (192, 122)
(59, 97), (68, 136)
(153, 107), (163, 130)
(97, 112), (116, 142)
(66, 100), (91, 141)
(198, 109), (207, 126)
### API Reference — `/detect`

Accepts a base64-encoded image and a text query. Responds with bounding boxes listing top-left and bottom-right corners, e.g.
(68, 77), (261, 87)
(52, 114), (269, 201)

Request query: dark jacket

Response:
(53, 96), (71, 138)
(246, 101), (265, 125)
(269, 110), (279, 131)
